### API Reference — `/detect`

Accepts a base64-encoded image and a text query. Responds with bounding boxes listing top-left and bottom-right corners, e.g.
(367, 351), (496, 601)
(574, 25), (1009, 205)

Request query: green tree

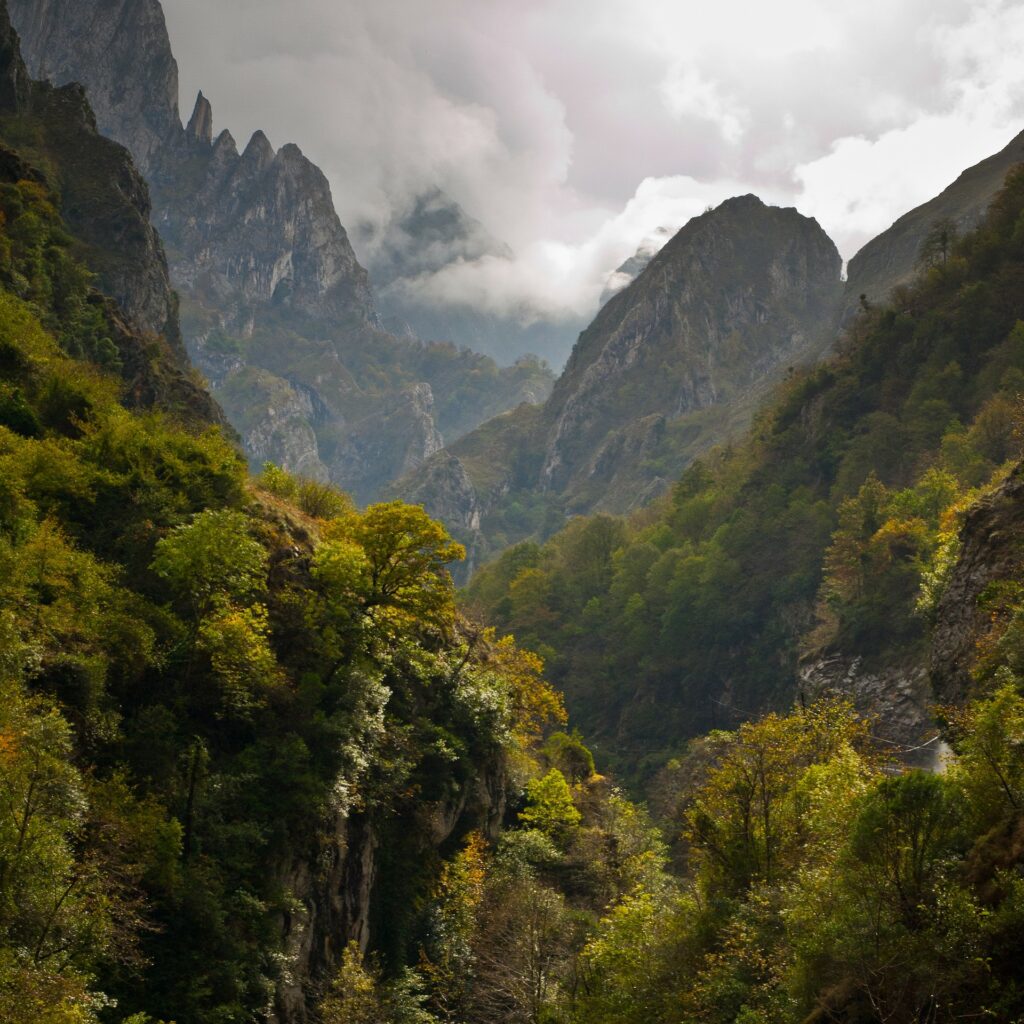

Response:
(518, 769), (581, 843)
(917, 217), (959, 269)
(313, 502), (464, 638)
(151, 508), (267, 619)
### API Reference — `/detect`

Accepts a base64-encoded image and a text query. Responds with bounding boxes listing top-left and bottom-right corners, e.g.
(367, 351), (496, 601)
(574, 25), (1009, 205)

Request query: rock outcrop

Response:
(153, 107), (374, 330)
(799, 654), (946, 770)
(11, 0), (376, 331)
(271, 759), (508, 1023)
(931, 463), (1024, 704)
(331, 383), (445, 506)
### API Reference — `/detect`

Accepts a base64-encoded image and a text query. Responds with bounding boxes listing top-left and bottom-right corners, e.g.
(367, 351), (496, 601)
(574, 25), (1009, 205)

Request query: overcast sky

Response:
(162, 0), (1024, 320)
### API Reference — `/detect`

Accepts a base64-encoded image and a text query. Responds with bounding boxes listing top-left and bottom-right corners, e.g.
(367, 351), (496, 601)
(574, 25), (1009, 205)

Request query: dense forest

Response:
(0, 128), (569, 1021)
(2, 126), (1023, 1024)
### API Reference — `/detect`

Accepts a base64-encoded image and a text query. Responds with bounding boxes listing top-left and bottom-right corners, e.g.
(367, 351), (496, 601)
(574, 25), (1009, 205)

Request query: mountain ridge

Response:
(9, 0), (554, 500)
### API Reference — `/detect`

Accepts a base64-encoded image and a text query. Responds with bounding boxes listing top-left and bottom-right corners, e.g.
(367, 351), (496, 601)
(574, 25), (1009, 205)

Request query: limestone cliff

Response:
(541, 195), (841, 497)
(9, 0), (180, 175)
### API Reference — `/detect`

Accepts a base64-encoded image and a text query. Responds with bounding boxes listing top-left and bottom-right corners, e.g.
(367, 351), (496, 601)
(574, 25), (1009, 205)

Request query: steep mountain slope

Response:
(842, 126), (1024, 318)
(469, 166), (1024, 777)
(0, 7), (220, 427)
(9, 0), (553, 498)
(399, 196), (842, 573)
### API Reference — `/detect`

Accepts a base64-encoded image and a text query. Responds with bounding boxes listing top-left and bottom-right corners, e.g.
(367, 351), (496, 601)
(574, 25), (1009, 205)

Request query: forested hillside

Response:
(469, 167), (1024, 776)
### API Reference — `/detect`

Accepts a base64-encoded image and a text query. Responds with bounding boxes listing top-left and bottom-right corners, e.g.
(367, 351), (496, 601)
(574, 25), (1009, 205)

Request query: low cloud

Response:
(161, 0), (1024, 333)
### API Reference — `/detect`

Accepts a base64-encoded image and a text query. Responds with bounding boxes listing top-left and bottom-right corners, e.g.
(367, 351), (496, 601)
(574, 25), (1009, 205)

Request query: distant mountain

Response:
(367, 187), (514, 295)
(842, 126), (1024, 319)
(364, 186), (583, 367)
(10, 0), (553, 499)
(397, 195), (842, 574)
(598, 226), (673, 306)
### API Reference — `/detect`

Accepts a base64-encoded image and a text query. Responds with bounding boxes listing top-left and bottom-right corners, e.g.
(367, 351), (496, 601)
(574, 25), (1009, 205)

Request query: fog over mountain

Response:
(158, 0), (1024, 344)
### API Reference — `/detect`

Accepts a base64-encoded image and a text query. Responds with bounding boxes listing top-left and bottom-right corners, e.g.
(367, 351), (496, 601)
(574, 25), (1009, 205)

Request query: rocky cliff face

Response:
(843, 127), (1024, 321)
(331, 383), (444, 506)
(399, 196), (843, 570)
(797, 463), (1024, 772)
(0, 0), (222, 426)
(271, 761), (508, 1023)
(11, 0), (376, 331)
(931, 463), (1024, 704)
(10, 0), (553, 501)
(155, 103), (374, 330)
(542, 195), (842, 496)
(798, 654), (946, 770)
(9, 0), (180, 175)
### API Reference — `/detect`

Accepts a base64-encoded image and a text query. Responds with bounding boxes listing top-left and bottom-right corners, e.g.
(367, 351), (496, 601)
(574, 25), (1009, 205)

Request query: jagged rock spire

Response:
(186, 89), (212, 145)
(241, 129), (274, 170)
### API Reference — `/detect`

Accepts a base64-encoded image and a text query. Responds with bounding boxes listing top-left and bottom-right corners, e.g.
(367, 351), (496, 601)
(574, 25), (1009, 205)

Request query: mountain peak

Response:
(718, 192), (765, 210)
(241, 128), (275, 168)
(186, 89), (212, 144)
(212, 127), (237, 159)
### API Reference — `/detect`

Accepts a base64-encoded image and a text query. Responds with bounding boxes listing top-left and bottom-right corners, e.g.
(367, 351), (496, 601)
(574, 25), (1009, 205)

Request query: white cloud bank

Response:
(161, 0), (1024, 325)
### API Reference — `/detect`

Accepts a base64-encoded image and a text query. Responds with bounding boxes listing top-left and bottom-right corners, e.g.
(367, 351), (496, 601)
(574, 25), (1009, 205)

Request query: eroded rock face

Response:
(219, 370), (330, 482)
(394, 449), (484, 573)
(931, 463), (1024, 704)
(155, 111), (374, 330)
(9, 0), (180, 175)
(269, 765), (508, 1023)
(332, 383), (444, 506)
(542, 195), (842, 495)
(799, 654), (946, 770)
